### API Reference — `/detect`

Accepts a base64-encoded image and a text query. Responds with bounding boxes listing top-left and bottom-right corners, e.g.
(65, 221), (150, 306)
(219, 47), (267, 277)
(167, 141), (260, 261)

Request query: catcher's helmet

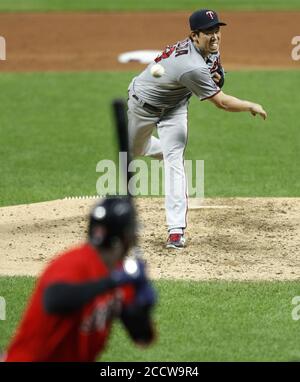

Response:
(88, 196), (137, 251)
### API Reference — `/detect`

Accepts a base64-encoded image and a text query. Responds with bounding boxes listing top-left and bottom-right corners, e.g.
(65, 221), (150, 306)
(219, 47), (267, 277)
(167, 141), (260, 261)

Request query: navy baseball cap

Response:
(189, 9), (226, 31)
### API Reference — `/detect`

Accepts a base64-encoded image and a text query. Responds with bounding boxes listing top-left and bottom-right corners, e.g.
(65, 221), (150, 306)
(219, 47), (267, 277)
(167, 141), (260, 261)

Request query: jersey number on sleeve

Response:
(155, 45), (176, 63)
(155, 40), (189, 63)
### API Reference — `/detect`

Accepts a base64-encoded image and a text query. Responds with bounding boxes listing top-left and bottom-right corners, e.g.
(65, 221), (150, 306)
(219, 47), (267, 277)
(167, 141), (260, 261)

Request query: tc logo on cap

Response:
(206, 11), (215, 20)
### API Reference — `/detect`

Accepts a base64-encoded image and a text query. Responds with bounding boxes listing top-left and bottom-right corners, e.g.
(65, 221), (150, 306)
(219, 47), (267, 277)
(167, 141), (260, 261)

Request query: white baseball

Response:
(150, 63), (165, 78)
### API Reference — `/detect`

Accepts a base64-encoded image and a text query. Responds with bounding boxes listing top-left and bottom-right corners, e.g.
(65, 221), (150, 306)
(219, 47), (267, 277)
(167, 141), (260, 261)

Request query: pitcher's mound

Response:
(0, 197), (299, 281)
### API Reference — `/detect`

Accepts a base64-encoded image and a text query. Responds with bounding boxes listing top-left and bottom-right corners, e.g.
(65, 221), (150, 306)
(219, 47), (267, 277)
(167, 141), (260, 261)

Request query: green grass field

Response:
(0, 0), (299, 361)
(0, 0), (300, 11)
(0, 71), (299, 207)
(1, 277), (300, 361)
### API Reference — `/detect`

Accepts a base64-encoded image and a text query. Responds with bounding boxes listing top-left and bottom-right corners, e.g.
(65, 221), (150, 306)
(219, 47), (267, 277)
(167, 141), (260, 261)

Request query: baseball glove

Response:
(212, 66), (225, 88)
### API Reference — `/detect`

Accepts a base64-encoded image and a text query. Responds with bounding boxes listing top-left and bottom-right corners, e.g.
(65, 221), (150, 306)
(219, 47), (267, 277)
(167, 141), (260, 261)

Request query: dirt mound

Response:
(0, 197), (299, 281)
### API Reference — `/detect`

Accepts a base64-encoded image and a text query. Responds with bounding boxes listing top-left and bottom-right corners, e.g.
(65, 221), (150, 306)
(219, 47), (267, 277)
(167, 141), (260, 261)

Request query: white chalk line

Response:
(64, 195), (102, 200)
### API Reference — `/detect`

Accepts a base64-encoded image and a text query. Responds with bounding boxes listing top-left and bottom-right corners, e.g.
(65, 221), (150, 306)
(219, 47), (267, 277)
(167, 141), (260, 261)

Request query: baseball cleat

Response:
(166, 234), (186, 249)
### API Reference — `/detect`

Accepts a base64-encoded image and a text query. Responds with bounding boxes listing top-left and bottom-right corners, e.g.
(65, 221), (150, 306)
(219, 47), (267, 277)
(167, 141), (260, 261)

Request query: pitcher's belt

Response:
(132, 94), (164, 114)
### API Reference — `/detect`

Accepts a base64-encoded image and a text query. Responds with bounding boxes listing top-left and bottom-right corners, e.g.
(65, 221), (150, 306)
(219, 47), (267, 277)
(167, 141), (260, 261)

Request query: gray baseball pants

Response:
(127, 86), (188, 234)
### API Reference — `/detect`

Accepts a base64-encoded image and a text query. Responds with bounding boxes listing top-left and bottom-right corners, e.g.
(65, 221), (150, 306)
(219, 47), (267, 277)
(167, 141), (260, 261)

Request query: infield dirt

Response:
(0, 11), (299, 71)
(1, 197), (299, 281)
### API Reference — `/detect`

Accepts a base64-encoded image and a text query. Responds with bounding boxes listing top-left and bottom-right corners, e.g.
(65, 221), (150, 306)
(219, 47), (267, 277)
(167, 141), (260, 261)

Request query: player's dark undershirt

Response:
(43, 280), (154, 343)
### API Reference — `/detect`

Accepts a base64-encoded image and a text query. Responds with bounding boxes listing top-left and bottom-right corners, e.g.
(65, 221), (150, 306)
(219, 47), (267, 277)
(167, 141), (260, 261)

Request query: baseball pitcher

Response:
(127, 9), (267, 249)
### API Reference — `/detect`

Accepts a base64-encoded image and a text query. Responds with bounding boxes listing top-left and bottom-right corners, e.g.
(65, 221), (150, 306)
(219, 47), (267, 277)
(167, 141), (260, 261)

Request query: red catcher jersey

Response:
(5, 243), (135, 362)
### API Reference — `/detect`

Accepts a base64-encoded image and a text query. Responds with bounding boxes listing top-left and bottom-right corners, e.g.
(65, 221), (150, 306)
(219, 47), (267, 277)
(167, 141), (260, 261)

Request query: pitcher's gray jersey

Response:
(127, 38), (223, 242)
(132, 38), (221, 109)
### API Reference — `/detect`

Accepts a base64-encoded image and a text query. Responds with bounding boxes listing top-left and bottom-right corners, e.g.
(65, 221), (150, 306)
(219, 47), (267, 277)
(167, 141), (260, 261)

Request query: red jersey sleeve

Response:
(40, 245), (98, 288)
